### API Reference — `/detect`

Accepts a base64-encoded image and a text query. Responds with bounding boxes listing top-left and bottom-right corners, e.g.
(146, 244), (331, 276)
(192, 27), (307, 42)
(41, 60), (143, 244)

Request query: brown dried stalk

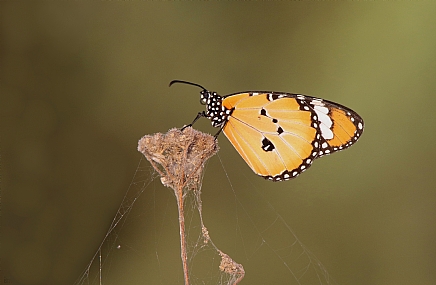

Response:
(139, 127), (241, 284)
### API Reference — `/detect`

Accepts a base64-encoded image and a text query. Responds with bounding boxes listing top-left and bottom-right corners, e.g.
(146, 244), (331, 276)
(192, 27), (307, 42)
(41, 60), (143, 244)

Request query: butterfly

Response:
(170, 80), (364, 182)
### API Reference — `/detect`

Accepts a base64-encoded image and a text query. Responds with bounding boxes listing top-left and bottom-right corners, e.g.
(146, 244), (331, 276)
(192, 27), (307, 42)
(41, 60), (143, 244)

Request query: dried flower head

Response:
(137, 127), (219, 190)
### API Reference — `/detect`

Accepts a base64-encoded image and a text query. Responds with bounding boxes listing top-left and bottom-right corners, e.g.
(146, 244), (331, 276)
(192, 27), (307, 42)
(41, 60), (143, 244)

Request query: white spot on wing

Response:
(313, 105), (334, 140)
(310, 99), (324, 106)
(314, 105), (328, 114)
(320, 123), (334, 140)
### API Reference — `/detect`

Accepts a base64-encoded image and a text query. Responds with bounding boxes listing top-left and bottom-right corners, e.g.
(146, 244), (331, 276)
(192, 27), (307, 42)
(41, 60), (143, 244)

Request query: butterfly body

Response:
(170, 80), (364, 182)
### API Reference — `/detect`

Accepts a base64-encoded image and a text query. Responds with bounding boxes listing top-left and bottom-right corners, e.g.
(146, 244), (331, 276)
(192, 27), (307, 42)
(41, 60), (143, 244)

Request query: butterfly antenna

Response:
(169, 80), (207, 90)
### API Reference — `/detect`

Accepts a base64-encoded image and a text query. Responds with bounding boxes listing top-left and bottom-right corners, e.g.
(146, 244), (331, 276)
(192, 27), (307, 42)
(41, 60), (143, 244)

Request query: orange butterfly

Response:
(170, 80), (364, 182)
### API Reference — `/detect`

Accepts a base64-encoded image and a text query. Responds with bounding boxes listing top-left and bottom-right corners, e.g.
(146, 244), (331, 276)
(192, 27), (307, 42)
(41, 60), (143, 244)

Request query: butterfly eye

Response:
(200, 91), (208, 105)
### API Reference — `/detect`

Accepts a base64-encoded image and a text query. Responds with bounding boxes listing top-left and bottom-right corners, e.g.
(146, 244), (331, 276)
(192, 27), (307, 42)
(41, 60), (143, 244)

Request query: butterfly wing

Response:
(222, 92), (320, 181)
(221, 92), (364, 181)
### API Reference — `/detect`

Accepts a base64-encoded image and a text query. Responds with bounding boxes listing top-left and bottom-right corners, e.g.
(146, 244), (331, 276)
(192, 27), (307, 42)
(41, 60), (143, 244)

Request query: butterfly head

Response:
(170, 80), (230, 128)
(199, 90), (210, 105)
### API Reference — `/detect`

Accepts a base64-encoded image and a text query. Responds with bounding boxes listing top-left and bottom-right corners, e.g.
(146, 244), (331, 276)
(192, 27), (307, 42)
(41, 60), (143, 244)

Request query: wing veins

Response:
(225, 119), (282, 175)
(228, 115), (308, 169)
(230, 114), (313, 145)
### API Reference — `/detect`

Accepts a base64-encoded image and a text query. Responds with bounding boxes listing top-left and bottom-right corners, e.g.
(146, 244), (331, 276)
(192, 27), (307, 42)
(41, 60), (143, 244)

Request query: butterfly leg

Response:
(181, 111), (207, 131)
(213, 126), (224, 139)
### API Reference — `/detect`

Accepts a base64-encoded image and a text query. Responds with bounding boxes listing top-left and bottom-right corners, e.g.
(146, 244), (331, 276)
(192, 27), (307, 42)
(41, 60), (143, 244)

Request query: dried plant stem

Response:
(175, 183), (190, 285)
(138, 127), (244, 285)
(138, 128), (219, 284)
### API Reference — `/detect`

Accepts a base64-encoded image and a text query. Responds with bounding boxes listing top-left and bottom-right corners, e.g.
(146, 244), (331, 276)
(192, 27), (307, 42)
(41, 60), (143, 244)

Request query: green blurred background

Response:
(2, 2), (436, 285)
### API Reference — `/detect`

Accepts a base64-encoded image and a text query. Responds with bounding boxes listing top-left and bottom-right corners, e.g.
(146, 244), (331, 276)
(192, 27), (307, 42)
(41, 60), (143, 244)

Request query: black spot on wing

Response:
(261, 137), (275, 152)
(260, 108), (267, 116)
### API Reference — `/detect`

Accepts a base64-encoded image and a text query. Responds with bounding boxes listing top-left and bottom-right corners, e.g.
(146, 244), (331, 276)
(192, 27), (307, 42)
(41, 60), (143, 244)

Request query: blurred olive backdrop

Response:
(2, 2), (436, 285)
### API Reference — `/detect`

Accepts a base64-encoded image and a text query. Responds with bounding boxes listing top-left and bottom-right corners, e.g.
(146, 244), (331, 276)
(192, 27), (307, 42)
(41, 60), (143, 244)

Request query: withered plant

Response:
(138, 127), (244, 285)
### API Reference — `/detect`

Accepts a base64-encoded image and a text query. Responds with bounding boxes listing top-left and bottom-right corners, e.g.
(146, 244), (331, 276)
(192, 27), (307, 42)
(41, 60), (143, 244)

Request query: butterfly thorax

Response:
(201, 90), (232, 128)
